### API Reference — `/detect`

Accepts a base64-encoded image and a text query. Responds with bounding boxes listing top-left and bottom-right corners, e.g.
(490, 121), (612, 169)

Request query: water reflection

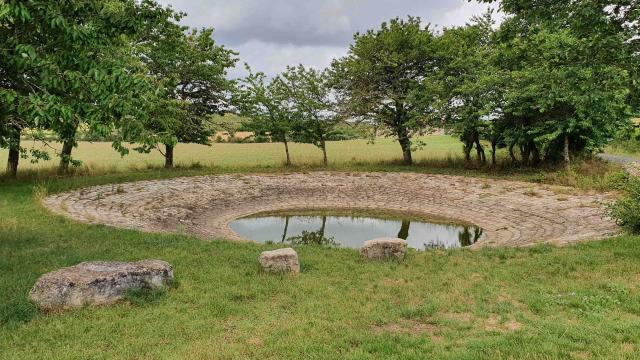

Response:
(230, 214), (483, 250)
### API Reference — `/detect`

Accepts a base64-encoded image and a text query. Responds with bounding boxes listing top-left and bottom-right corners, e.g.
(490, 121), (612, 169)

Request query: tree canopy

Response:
(435, 11), (501, 164)
(281, 65), (337, 166)
(331, 17), (438, 165)
(135, 16), (237, 168)
(0, 0), (168, 175)
(235, 66), (296, 165)
(476, 0), (638, 166)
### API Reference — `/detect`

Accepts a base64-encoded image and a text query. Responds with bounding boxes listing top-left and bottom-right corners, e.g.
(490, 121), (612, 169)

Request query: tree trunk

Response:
(463, 140), (473, 163)
(530, 141), (541, 165)
(521, 143), (531, 166)
(58, 140), (74, 174)
(563, 133), (571, 170)
(164, 144), (174, 169)
(6, 127), (20, 178)
(281, 216), (290, 243)
(394, 102), (412, 165)
(474, 135), (486, 164)
(319, 216), (327, 239)
(397, 220), (410, 240)
(508, 142), (518, 164)
(7, 146), (19, 178)
(321, 139), (328, 166)
(283, 138), (291, 166)
(490, 140), (497, 167)
(397, 126), (412, 165)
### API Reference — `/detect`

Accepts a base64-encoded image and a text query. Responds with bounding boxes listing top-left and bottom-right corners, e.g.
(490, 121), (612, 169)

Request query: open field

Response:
(1, 135), (629, 193)
(1, 170), (640, 359)
(1, 135), (466, 173)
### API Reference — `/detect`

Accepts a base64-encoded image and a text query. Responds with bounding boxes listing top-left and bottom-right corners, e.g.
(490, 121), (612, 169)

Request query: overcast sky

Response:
(155, 0), (500, 78)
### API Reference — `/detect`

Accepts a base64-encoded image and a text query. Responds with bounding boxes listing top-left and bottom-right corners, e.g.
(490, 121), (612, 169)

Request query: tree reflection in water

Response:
(422, 225), (483, 250)
(244, 213), (483, 250)
(282, 216), (339, 247)
(459, 226), (483, 246)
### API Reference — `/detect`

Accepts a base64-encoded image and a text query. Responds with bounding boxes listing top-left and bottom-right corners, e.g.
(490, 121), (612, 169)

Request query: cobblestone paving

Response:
(42, 172), (620, 247)
(625, 163), (640, 178)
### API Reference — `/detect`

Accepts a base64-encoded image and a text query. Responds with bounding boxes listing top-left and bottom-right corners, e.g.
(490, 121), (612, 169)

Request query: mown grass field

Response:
(1, 136), (465, 174)
(1, 138), (639, 359)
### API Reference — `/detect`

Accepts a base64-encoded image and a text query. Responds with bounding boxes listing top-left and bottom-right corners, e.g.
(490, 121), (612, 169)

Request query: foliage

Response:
(331, 17), (439, 164)
(209, 113), (246, 137)
(477, 0), (639, 166)
(0, 0), (168, 174)
(435, 11), (502, 164)
(280, 65), (337, 165)
(607, 176), (640, 233)
(285, 231), (339, 247)
(609, 119), (640, 154)
(135, 17), (237, 167)
(235, 66), (296, 164)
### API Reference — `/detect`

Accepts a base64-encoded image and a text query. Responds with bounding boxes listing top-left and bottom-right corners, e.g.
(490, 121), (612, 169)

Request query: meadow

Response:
(1, 136), (639, 359)
(1, 136), (466, 174)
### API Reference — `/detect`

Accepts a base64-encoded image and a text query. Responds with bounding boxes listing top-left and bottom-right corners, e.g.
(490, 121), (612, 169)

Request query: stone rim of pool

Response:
(41, 172), (619, 247)
(228, 209), (485, 250)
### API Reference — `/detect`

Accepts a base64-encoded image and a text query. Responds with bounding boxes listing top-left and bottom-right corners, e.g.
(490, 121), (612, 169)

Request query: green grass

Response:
(2, 136), (466, 173)
(1, 135), (628, 194)
(1, 165), (640, 359)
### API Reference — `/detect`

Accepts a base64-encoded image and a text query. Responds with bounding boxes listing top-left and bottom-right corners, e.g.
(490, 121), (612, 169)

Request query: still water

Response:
(230, 214), (483, 250)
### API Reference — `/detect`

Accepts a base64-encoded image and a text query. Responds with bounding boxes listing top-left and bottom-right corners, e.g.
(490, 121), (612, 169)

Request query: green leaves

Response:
(332, 17), (437, 164)
(280, 65), (337, 153)
(1, 0), (175, 173)
(136, 21), (238, 150)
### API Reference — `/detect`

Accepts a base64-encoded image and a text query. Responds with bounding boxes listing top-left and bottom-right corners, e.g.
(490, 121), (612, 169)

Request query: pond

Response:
(229, 212), (483, 250)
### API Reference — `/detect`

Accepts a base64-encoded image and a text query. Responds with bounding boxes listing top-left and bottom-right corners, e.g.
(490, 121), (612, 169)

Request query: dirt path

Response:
(597, 153), (640, 164)
(598, 153), (640, 177)
(42, 172), (619, 248)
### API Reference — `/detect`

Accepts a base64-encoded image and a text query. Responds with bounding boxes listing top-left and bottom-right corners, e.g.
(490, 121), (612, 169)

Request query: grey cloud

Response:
(156, 0), (499, 76)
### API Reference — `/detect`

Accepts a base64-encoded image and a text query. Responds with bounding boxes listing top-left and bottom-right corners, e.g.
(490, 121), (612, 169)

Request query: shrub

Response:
(607, 177), (640, 233)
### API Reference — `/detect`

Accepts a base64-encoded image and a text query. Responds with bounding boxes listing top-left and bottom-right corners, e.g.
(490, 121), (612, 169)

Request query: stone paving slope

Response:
(42, 172), (619, 247)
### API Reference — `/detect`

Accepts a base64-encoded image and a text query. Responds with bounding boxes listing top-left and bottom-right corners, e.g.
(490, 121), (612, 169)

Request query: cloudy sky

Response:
(155, 0), (500, 78)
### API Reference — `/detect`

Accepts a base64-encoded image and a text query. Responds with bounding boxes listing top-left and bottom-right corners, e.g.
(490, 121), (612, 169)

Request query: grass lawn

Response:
(0, 136), (640, 359)
(0, 135), (465, 174)
(0, 143), (638, 359)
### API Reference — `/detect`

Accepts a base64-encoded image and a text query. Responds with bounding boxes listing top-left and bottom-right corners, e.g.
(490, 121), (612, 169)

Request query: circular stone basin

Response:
(230, 211), (483, 250)
(41, 172), (619, 247)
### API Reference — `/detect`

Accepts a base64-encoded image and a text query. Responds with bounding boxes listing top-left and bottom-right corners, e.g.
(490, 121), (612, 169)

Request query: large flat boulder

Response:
(259, 248), (300, 274)
(29, 260), (173, 311)
(361, 238), (407, 260)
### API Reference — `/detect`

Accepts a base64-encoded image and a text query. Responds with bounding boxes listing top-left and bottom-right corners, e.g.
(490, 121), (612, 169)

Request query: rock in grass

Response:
(361, 238), (407, 260)
(29, 260), (173, 311)
(259, 248), (300, 274)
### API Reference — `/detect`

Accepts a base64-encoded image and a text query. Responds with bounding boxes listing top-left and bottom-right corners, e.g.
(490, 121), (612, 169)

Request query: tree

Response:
(0, 0), (167, 176)
(332, 17), (438, 165)
(436, 11), (501, 165)
(137, 19), (237, 168)
(235, 67), (295, 166)
(281, 65), (337, 166)
(481, 0), (639, 167)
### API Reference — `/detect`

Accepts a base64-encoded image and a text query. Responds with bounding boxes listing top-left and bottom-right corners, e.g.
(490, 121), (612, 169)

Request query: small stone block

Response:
(259, 248), (300, 274)
(361, 238), (407, 260)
